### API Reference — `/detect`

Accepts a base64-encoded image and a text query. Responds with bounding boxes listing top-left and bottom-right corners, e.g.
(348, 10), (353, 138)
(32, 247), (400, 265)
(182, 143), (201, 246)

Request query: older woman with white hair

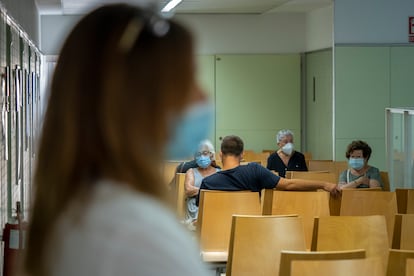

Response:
(184, 139), (220, 226)
(266, 129), (308, 177)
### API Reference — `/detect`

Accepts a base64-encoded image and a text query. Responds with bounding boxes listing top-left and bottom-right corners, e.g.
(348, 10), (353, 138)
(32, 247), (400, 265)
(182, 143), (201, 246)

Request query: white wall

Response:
(40, 13), (308, 55)
(176, 13), (306, 54)
(305, 5), (333, 51)
(0, 0), (39, 45)
(39, 8), (338, 55)
(334, 0), (414, 44)
(41, 15), (82, 55)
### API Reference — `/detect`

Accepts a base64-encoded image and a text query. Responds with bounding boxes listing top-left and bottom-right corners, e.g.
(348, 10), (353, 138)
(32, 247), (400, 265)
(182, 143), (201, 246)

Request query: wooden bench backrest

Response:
(312, 215), (389, 272)
(290, 257), (384, 276)
(175, 173), (186, 219)
(243, 151), (270, 167)
(307, 160), (347, 181)
(380, 171), (390, 191)
(396, 188), (414, 214)
(307, 160), (334, 172)
(340, 190), (398, 245)
(197, 190), (261, 255)
(226, 215), (306, 276)
(261, 189), (330, 250)
(163, 161), (182, 186)
(279, 249), (366, 276)
(406, 258), (414, 276)
(387, 249), (414, 276)
(286, 171), (337, 183)
(392, 214), (414, 250)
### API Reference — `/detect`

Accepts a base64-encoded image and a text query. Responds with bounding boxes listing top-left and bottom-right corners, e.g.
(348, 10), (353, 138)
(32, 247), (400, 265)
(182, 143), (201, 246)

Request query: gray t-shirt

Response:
(339, 166), (383, 188)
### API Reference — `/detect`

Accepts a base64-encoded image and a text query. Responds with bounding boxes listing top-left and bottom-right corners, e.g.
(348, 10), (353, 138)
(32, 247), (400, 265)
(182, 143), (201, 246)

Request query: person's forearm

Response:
(340, 175), (376, 189)
(277, 177), (339, 195)
(189, 187), (199, 197)
(339, 180), (359, 189)
(185, 185), (199, 197)
(280, 178), (324, 190)
(369, 179), (381, 188)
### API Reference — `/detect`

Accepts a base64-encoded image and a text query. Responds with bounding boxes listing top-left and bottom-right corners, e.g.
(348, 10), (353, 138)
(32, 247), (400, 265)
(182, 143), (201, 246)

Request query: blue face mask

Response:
(349, 158), (365, 170)
(196, 155), (212, 168)
(166, 102), (213, 160)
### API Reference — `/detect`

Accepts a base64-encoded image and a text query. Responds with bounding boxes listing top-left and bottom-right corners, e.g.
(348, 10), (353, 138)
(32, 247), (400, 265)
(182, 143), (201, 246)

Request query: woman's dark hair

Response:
(345, 140), (372, 160)
(24, 4), (195, 276)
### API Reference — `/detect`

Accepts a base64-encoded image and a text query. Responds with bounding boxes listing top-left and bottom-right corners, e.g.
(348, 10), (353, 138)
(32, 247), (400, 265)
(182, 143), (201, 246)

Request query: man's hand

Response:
(324, 182), (341, 197)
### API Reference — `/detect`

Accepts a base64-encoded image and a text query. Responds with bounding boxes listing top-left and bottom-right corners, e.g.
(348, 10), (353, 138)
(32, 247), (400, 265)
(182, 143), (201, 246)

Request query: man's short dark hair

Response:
(221, 135), (244, 156)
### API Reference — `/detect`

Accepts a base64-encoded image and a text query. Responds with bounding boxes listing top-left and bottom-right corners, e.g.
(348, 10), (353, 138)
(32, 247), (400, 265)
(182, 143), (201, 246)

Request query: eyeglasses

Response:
(118, 6), (170, 53)
(195, 151), (213, 157)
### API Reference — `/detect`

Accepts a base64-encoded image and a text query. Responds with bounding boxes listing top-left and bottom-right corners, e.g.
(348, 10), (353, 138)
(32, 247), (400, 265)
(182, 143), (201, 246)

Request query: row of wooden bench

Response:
(193, 188), (414, 275)
(223, 214), (414, 275)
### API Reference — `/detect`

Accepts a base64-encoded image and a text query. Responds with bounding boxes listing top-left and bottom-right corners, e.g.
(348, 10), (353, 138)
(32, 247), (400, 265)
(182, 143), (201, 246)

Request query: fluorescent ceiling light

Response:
(161, 0), (183, 12)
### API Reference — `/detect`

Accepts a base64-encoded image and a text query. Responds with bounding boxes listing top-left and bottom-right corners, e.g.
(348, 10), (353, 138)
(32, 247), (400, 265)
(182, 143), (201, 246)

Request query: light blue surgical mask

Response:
(166, 102), (213, 160)
(196, 155), (211, 168)
(349, 158), (365, 170)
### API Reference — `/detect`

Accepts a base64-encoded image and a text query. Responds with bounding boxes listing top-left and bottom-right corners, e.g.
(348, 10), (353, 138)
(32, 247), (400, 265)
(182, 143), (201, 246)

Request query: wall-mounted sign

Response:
(409, 16), (414, 42)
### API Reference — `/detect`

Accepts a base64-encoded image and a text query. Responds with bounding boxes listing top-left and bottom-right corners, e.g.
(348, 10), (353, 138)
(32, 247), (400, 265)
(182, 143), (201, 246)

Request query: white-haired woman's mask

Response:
(196, 154), (211, 168)
(281, 143), (294, 155)
(195, 150), (213, 168)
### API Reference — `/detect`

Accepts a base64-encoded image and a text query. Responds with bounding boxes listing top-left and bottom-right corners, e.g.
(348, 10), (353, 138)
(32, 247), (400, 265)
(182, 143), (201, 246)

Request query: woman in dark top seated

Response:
(266, 129), (307, 177)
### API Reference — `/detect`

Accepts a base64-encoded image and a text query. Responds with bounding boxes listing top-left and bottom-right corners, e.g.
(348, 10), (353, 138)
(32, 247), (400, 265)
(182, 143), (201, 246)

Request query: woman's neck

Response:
(197, 166), (210, 172)
(351, 165), (369, 175)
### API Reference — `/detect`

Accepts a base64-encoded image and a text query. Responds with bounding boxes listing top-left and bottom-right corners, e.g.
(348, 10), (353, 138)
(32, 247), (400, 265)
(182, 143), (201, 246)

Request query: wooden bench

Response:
(279, 249), (366, 276)
(261, 189), (330, 250)
(311, 215), (389, 272)
(197, 190), (261, 266)
(339, 190), (398, 245)
(226, 215), (306, 276)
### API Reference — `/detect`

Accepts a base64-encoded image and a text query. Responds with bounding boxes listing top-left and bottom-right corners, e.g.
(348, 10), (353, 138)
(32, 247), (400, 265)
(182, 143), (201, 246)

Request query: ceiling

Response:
(34, 0), (333, 15)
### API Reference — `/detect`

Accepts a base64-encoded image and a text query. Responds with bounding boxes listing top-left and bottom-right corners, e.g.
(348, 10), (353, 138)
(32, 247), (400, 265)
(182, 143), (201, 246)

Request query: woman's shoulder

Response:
(367, 166), (380, 173)
(268, 151), (278, 158)
(67, 181), (209, 274)
(86, 180), (180, 226)
(339, 168), (348, 175)
(267, 151), (281, 162)
(293, 151), (305, 158)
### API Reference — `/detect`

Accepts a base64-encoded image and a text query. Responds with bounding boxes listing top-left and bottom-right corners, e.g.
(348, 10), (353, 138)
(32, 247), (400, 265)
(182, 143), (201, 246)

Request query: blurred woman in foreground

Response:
(23, 4), (211, 276)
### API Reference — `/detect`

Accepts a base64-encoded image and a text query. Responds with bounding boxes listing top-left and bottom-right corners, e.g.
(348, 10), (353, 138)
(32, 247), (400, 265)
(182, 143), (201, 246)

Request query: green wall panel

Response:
(215, 54), (301, 152)
(334, 46), (390, 170)
(196, 55), (216, 148)
(390, 47), (414, 108)
(305, 49), (333, 160)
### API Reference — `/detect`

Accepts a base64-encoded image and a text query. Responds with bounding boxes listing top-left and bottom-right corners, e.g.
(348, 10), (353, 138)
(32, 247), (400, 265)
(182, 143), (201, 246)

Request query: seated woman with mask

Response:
(338, 140), (382, 189)
(266, 129), (308, 177)
(184, 140), (220, 226)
